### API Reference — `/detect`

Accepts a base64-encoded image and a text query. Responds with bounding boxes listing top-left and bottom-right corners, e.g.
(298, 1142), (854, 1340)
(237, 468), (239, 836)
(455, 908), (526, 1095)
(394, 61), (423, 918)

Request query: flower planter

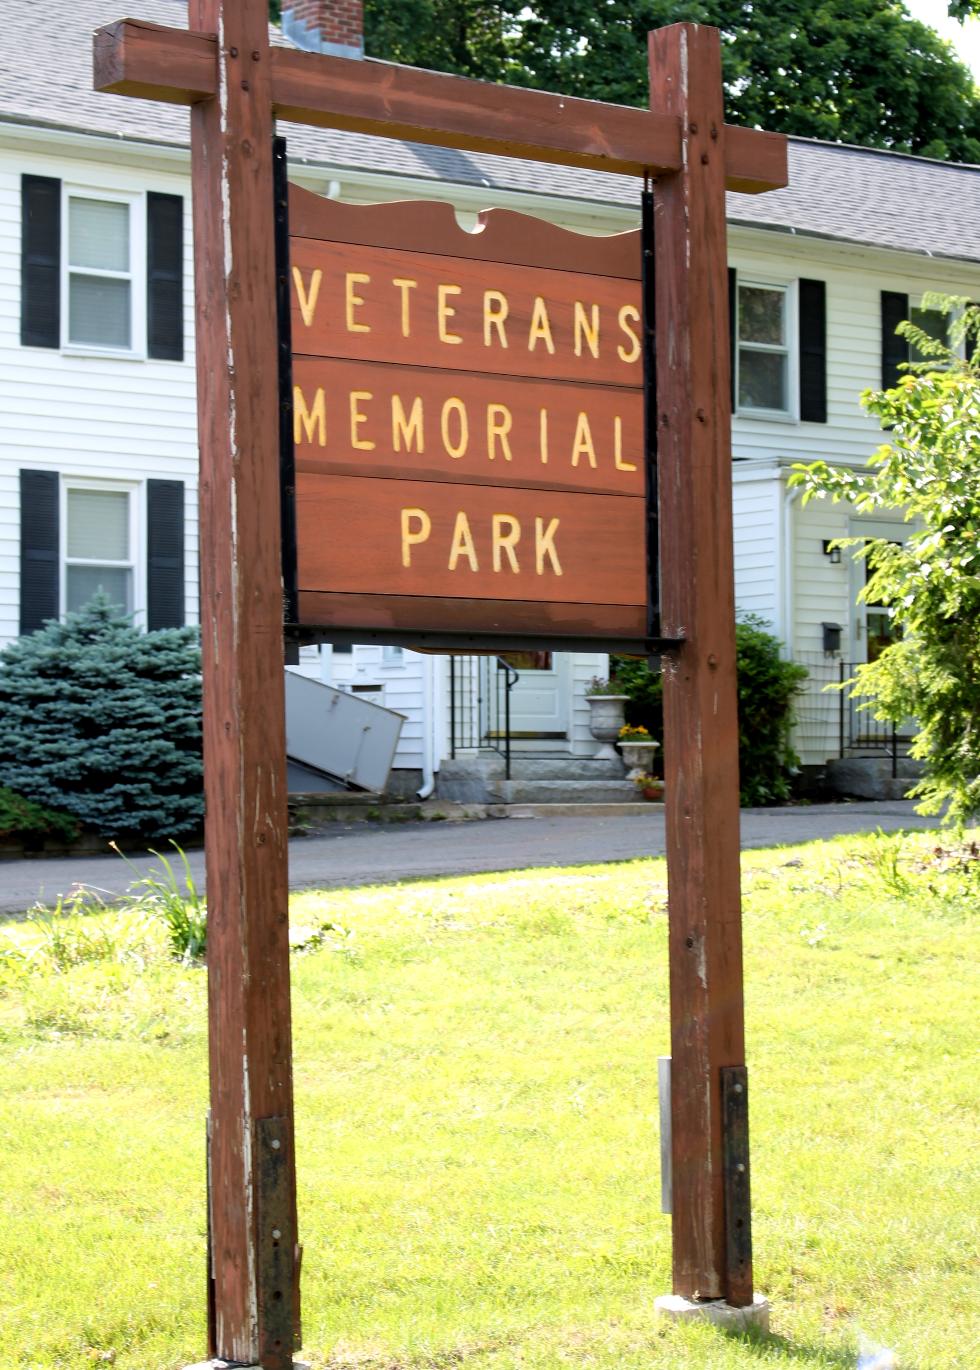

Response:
(640, 783), (664, 802)
(586, 694), (629, 761)
(619, 739), (660, 780)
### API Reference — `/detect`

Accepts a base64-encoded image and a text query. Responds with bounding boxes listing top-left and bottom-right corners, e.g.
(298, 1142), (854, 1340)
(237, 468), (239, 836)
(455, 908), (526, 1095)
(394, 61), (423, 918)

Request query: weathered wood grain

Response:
(188, 1), (297, 1364)
(93, 19), (787, 191)
(295, 590), (648, 643)
(289, 236), (643, 387)
(289, 189), (643, 278)
(295, 473), (645, 607)
(292, 356), (645, 497)
(650, 23), (751, 1307)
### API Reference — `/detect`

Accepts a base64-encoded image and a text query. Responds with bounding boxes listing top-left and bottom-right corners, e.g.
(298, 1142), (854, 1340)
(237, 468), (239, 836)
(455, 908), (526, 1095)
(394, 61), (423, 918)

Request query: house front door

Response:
(848, 518), (907, 664)
(501, 651), (570, 737)
(846, 517), (915, 749)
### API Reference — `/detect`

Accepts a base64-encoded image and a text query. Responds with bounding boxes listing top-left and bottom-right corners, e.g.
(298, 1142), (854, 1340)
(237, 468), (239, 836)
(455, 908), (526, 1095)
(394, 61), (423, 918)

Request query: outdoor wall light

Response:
(822, 539), (842, 564)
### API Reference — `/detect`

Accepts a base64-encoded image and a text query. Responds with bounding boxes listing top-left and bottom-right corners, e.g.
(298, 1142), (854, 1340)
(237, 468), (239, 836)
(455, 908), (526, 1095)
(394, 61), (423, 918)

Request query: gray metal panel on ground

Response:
(285, 671), (404, 792)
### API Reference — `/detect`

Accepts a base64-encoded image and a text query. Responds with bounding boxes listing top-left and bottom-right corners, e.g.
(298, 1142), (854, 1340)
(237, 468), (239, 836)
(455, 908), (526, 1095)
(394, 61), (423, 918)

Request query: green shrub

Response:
(735, 615), (808, 805)
(0, 594), (203, 840)
(0, 787), (79, 844)
(612, 616), (807, 805)
(610, 655), (663, 741)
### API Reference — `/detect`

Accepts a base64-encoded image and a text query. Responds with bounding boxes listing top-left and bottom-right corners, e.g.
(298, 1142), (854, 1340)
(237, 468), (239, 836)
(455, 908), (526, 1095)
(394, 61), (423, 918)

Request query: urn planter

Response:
(586, 693), (629, 761)
(619, 739), (660, 780)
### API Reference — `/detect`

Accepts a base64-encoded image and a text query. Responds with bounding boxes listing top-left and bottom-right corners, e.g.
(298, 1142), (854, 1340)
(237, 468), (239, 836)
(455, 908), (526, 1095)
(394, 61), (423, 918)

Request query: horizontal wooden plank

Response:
(290, 237), (643, 386)
(295, 590), (649, 643)
(289, 189), (642, 278)
(272, 47), (680, 178)
(292, 356), (644, 496)
(93, 21), (787, 191)
(296, 473), (645, 608)
(725, 125), (788, 195)
(93, 17), (218, 105)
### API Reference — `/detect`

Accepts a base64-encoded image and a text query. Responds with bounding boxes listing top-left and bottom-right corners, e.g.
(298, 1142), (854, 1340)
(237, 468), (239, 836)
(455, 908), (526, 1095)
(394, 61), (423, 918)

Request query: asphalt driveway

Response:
(0, 799), (950, 917)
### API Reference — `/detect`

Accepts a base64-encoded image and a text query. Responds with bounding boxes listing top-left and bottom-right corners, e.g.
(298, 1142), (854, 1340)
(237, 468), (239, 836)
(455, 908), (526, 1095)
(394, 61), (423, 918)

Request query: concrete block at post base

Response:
(184, 1361), (311, 1369)
(654, 1293), (771, 1333)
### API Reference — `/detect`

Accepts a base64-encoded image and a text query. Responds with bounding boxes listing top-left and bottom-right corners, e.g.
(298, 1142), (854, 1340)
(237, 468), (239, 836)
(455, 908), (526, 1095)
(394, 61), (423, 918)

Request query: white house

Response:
(3, 0), (979, 797)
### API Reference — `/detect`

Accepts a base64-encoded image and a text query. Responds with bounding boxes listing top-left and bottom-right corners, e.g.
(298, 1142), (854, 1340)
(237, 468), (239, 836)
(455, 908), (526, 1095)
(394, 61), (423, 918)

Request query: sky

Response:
(904, 0), (980, 79)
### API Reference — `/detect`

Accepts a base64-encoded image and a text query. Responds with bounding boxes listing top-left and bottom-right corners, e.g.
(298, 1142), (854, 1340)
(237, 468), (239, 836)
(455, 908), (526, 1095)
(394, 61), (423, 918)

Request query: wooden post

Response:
(649, 24), (752, 1306)
(189, 1), (298, 1364)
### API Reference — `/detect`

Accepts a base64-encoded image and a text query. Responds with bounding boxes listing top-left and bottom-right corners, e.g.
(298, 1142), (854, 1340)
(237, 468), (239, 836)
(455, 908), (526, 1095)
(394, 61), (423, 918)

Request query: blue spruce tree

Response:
(0, 594), (203, 839)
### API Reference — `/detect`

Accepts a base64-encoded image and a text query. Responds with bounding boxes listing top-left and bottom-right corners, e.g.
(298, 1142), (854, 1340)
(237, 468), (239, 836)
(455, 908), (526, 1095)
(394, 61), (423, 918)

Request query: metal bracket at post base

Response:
(720, 1065), (753, 1305)
(657, 1060), (756, 1307)
(202, 1115), (302, 1370)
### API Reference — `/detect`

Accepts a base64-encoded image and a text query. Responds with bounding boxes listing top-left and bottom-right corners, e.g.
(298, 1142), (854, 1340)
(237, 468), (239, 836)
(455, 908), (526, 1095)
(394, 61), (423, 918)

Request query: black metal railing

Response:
(448, 655), (520, 779)
(792, 653), (910, 777)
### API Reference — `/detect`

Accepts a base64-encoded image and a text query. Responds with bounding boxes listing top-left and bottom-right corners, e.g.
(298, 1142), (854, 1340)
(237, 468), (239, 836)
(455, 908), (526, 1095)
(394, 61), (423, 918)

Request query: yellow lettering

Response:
(539, 407), (549, 464)
(528, 296), (556, 354)
(392, 277), (417, 338)
(486, 404), (513, 461)
(571, 411), (597, 468)
(392, 395), (424, 453)
(574, 301), (600, 359)
(535, 517), (562, 576)
(401, 507), (431, 568)
(291, 267), (322, 328)
(483, 290), (509, 348)
(438, 284), (463, 345)
(492, 514), (521, 573)
(345, 272), (371, 333)
(617, 304), (641, 363)
(293, 385), (325, 446)
(349, 391), (375, 451)
(441, 398), (469, 459)
(448, 512), (479, 572)
(613, 414), (637, 471)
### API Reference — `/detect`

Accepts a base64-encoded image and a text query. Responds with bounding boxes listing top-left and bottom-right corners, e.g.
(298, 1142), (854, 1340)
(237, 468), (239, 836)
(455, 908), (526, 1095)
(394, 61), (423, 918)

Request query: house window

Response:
(909, 304), (949, 364)
(63, 483), (138, 616)
(737, 282), (790, 415)
(64, 191), (143, 352)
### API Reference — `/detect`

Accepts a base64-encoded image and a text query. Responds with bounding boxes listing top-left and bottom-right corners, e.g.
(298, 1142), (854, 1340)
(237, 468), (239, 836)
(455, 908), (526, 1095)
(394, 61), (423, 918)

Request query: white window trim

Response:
(60, 185), (146, 359)
(60, 477), (144, 628)
(734, 276), (799, 423)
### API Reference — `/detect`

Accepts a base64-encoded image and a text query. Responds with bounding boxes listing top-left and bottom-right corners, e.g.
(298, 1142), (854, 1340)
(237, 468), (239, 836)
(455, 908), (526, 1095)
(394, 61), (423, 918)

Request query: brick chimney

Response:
(282, 1), (364, 59)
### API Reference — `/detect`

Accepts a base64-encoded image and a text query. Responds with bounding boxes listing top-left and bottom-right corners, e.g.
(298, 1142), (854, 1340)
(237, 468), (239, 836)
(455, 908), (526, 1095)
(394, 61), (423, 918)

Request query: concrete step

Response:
(488, 801), (661, 818)
(494, 779), (638, 804)
(438, 755), (625, 800)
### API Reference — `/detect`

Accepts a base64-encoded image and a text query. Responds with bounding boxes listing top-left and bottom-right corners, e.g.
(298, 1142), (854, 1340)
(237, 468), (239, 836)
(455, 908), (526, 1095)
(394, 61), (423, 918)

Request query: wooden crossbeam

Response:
(93, 18), (787, 193)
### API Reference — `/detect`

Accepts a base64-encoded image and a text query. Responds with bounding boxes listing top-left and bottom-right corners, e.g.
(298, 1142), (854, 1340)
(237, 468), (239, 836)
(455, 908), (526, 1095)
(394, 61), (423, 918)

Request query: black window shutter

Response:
(147, 192), (184, 361)
(20, 470), (59, 634)
(881, 291), (909, 389)
(21, 176), (61, 348)
(798, 278), (827, 423)
(728, 267), (737, 408)
(147, 479), (185, 629)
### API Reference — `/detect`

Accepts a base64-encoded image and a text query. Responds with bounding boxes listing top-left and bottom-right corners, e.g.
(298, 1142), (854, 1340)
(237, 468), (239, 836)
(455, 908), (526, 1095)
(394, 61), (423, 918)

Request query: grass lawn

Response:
(0, 830), (977, 1369)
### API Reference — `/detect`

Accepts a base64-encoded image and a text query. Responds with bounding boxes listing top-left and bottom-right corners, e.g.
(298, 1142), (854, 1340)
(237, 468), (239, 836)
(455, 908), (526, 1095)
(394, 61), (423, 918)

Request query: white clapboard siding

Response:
(0, 143), (198, 643)
(570, 652), (614, 753)
(732, 464), (783, 634)
(730, 226), (980, 466)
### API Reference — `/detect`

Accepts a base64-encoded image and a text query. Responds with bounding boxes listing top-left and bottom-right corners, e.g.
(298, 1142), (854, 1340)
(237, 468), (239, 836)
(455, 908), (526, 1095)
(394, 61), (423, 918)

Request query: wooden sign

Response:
(96, 7), (789, 1361)
(284, 188), (652, 651)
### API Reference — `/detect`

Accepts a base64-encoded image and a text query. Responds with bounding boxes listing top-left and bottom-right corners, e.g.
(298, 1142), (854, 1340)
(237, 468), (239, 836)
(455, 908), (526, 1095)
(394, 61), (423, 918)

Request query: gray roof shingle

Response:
(4, 0), (979, 262)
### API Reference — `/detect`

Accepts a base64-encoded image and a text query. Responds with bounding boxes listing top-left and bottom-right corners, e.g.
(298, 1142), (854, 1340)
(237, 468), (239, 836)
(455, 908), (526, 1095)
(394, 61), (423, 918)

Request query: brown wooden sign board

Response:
(95, 7), (788, 1363)
(283, 187), (656, 653)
